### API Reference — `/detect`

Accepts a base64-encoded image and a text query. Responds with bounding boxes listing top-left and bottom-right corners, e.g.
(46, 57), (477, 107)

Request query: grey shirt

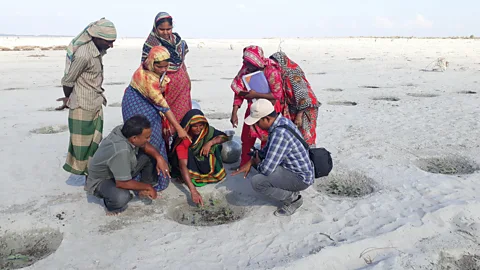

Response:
(85, 125), (138, 194)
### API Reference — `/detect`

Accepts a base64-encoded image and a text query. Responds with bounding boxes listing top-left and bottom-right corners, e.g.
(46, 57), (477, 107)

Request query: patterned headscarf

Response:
(130, 46), (172, 108)
(171, 109), (226, 155)
(270, 51), (318, 111)
(141, 12), (189, 72)
(231, 45), (272, 94)
(64, 18), (116, 74)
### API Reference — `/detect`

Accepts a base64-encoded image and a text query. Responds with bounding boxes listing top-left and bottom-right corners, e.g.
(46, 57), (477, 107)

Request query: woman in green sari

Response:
(170, 109), (228, 205)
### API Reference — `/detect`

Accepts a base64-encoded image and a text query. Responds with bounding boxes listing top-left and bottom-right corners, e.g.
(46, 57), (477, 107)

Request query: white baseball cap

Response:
(244, 99), (275, 126)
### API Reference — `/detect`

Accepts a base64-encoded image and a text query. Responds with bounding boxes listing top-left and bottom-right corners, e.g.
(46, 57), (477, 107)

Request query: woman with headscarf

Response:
(230, 45), (285, 167)
(270, 52), (320, 146)
(169, 109), (228, 206)
(122, 46), (188, 191)
(141, 12), (191, 123)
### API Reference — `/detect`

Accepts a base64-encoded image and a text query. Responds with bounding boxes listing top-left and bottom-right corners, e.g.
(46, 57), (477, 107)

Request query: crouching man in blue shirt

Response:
(232, 99), (315, 216)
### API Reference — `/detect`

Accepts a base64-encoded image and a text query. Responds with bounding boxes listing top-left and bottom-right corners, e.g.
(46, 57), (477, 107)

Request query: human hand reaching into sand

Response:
(191, 189), (204, 206)
(139, 186), (158, 200)
(231, 160), (253, 179)
(55, 97), (69, 111)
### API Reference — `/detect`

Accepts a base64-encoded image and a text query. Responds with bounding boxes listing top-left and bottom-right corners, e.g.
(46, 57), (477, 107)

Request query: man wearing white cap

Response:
(232, 99), (314, 216)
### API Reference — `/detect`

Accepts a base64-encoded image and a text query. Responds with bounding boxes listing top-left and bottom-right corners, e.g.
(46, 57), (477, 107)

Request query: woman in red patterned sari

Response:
(230, 46), (285, 167)
(270, 52), (320, 146)
(141, 12), (191, 124)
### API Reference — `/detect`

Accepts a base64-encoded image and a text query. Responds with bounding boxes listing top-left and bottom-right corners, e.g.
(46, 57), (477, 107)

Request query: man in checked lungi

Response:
(56, 18), (117, 182)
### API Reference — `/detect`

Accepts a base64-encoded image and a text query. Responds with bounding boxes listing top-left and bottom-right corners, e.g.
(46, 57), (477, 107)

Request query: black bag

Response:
(276, 125), (333, 178)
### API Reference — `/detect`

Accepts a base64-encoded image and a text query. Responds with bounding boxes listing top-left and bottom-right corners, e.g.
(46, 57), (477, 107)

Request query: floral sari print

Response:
(270, 51), (320, 146)
(231, 45), (285, 140)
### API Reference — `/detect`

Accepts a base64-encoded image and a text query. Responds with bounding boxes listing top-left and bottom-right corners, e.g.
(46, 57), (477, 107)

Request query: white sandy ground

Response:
(0, 37), (480, 269)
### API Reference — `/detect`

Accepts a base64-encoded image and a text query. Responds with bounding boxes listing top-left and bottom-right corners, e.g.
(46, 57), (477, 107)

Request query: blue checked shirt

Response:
(257, 115), (315, 185)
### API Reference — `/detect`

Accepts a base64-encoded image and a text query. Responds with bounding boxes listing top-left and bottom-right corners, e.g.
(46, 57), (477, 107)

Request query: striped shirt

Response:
(257, 115), (315, 185)
(61, 41), (107, 112)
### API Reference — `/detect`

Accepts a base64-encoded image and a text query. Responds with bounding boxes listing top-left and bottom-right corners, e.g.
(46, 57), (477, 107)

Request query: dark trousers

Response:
(94, 151), (156, 212)
(251, 166), (310, 204)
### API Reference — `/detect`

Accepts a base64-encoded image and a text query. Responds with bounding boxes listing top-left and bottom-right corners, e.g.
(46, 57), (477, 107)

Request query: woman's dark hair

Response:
(121, 115), (151, 138)
(155, 17), (173, 28)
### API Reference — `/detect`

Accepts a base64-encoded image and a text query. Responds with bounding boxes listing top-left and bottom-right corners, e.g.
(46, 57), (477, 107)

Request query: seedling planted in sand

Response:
(169, 195), (246, 226)
(0, 228), (63, 269)
(417, 156), (479, 175)
(316, 171), (377, 197)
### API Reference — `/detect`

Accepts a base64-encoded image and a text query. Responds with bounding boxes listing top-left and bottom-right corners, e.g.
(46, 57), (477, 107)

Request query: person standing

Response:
(57, 18), (117, 178)
(141, 12), (192, 123)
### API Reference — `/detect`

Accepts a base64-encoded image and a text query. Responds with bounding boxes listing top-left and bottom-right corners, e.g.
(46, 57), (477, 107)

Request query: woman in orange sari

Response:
(230, 45), (285, 167)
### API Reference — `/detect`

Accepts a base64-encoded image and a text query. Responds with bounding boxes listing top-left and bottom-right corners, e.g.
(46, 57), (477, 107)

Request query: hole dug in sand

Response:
(323, 88), (344, 92)
(0, 228), (63, 269)
(436, 252), (480, 270)
(168, 194), (247, 226)
(327, 101), (358, 106)
(458, 91), (477, 95)
(417, 156), (479, 175)
(315, 171), (377, 197)
(407, 93), (439, 98)
(30, 125), (68, 134)
(371, 96), (400, 102)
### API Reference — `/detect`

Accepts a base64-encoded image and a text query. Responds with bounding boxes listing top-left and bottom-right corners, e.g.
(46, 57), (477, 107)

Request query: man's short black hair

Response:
(267, 111), (277, 118)
(121, 115), (151, 138)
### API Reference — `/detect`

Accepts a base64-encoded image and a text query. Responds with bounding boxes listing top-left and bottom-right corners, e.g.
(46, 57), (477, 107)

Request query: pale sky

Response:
(0, 0), (476, 38)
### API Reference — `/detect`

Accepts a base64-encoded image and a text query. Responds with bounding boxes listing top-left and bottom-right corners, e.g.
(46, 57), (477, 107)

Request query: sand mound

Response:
(0, 228), (63, 269)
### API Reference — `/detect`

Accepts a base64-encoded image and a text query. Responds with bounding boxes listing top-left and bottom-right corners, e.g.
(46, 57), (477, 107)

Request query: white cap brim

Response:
(244, 115), (261, 126)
